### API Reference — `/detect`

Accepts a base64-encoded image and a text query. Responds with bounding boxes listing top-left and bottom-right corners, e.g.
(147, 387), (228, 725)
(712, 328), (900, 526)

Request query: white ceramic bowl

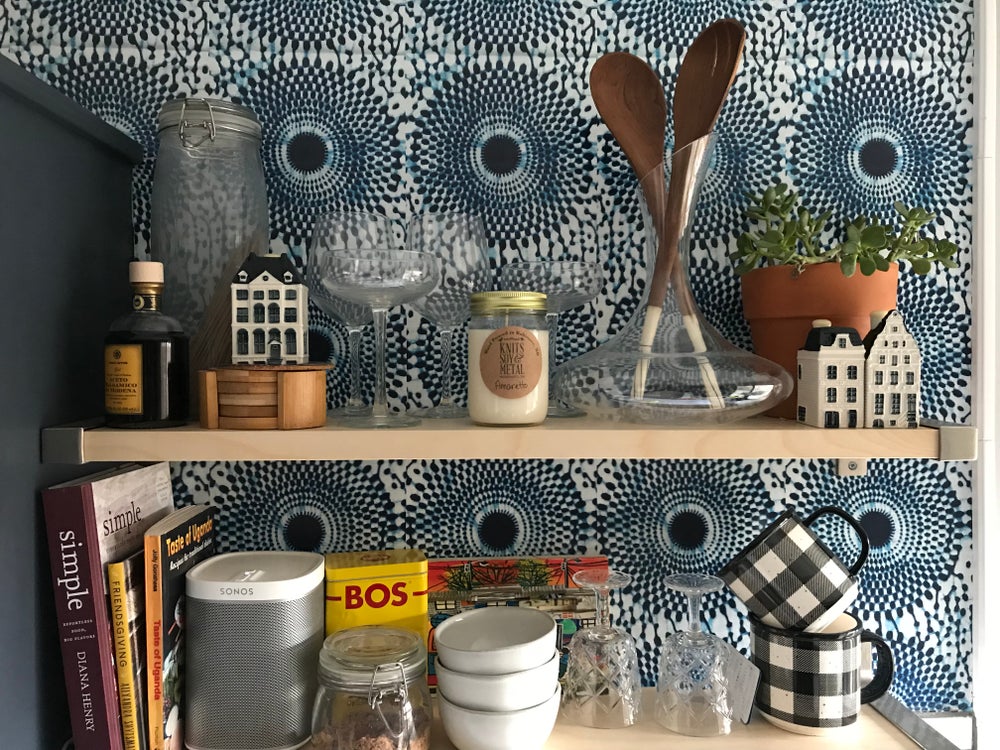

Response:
(438, 684), (561, 750)
(435, 650), (560, 712)
(433, 607), (557, 674)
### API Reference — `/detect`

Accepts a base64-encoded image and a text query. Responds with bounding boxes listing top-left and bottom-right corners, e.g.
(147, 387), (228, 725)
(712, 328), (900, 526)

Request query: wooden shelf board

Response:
(41, 417), (976, 464)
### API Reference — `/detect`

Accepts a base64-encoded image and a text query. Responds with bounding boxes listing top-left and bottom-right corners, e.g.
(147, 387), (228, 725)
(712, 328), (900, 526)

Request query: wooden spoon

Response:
(647, 18), (746, 310)
(638, 19), (746, 403)
(589, 53), (670, 265)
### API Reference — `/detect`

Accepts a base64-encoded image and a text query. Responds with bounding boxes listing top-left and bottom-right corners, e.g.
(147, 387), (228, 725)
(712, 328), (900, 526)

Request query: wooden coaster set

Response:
(199, 364), (331, 430)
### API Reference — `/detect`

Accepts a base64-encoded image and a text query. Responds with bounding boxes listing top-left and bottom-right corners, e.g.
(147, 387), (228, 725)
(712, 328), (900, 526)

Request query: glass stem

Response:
(595, 585), (611, 631)
(371, 307), (389, 419)
(438, 327), (455, 407)
(546, 312), (559, 380)
(346, 325), (364, 408)
(687, 592), (702, 633)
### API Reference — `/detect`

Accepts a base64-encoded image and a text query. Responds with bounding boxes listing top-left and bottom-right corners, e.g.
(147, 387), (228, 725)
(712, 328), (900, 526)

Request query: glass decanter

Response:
(561, 568), (641, 728)
(552, 133), (792, 423)
(656, 572), (733, 736)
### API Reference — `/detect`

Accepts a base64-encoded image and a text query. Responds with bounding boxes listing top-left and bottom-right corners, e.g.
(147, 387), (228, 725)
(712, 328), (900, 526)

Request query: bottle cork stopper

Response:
(812, 319), (832, 328)
(129, 261), (164, 284)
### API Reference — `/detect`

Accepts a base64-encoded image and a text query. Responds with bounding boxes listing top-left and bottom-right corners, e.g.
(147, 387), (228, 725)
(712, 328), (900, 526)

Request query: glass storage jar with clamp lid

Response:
(310, 626), (431, 750)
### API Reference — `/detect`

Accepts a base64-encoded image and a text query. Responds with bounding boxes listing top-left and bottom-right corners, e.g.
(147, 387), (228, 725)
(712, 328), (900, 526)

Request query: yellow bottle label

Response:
(105, 344), (143, 414)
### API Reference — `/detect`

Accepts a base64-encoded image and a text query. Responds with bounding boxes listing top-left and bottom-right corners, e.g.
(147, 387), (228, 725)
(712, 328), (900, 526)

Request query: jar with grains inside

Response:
(467, 291), (549, 426)
(310, 626), (431, 750)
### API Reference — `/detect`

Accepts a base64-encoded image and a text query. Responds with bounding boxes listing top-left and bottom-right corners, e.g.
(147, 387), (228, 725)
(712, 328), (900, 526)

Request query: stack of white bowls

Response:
(433, 607), (562, 750)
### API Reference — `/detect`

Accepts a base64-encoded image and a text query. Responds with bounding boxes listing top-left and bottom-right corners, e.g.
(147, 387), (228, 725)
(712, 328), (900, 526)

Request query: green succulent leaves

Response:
(733, 182), (959, 278)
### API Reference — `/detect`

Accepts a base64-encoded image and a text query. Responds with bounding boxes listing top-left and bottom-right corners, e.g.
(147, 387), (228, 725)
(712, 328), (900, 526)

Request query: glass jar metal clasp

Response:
(368, 661), (413, 741)
(178, 97), (217, 148)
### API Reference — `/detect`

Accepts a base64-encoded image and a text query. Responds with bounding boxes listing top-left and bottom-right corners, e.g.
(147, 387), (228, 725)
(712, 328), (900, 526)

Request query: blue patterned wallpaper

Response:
(2, 0), (975, 712)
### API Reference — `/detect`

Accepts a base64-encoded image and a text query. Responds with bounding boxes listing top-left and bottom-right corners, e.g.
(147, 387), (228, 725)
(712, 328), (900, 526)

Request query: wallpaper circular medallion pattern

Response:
(173, 461), (389, 553)
(398, 460), (597, 558)
(227, 0), (399, 51)
(229, 55), (401, 246)
(408, 59), (595, 242)
(788, 62), (970, 227)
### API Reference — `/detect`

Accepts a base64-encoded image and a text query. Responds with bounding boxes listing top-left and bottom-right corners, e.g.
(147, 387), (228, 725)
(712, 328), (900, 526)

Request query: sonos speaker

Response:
(184, 551), (325, 750)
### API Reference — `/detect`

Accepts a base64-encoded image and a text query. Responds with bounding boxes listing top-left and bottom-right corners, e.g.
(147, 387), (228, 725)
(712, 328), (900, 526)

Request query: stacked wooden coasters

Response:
(199, 364), (332, 430)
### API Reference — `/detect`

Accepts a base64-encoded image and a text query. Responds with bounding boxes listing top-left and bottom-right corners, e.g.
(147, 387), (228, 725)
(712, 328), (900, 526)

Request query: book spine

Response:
(144, 536), (164, 750)
(42, 487), (125, 750)
(108, 561), (145, 750)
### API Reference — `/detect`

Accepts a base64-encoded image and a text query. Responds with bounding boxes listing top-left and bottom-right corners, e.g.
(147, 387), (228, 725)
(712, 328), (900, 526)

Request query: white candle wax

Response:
(468, 326), (548, 425)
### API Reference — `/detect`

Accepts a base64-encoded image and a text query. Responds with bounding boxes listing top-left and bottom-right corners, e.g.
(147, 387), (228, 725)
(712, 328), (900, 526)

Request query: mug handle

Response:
(803, 505), (871, 576)
(860, 631), (895, 703)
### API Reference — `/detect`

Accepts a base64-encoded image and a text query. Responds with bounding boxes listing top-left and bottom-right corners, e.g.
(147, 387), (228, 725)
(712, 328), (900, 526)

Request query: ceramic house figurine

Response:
(230, 253), (309, 365)
(863, 310), (920, 428)
(796, 319), (866, 428)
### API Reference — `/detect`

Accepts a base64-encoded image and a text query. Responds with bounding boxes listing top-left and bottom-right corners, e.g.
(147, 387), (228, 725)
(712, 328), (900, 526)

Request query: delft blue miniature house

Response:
(231, 253), (309, 365)
(796, 319), (866, 428)
(863, 310), (921, 428)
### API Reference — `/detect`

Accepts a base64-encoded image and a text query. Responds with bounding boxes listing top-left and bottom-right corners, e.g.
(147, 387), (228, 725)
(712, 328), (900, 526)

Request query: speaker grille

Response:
(185, 585), (323, 750)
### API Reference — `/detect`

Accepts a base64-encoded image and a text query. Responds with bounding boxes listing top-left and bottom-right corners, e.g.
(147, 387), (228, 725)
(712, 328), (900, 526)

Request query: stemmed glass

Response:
(561, 568), (642, 728)
(407, 213), (492, 419)
(656, 573), (733, 736)
(318, 249), (440, 428)
(500, 260), (603, 418)
(308, 212), (400, 417)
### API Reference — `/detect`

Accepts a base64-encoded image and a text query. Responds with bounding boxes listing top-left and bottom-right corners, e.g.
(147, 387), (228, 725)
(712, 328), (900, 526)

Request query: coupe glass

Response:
(407, 213), (492, 418)
(318, 249), (440, 428)
(561, 568), (641, 728)
(656, 573), (733, 736)
(500, 260), (603, 418)
(308, 212), (400, 417)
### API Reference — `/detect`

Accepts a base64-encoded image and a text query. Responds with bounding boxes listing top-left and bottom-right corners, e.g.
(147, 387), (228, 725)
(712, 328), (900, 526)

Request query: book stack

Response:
(42, 463), (217, 750)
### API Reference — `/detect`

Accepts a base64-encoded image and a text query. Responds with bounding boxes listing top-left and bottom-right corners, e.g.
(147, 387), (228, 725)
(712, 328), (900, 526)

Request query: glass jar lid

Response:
(318, 626), (426, 689)
(471, 290), (547, 315)
(157, 97), (262, 140)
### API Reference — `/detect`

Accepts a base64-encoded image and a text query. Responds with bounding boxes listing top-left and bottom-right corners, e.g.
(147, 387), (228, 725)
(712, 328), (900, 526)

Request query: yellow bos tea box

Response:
(324, 549), (428, 638)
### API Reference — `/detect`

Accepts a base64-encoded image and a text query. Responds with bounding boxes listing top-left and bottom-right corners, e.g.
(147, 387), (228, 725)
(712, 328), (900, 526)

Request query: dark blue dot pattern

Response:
(788, 62), (971, 227)
(4, 0), (976, 713)
(407, 58), (596, 243)
(227, 55), (403, 248)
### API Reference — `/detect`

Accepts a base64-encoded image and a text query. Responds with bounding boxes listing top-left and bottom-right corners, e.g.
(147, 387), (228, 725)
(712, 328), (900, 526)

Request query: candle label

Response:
(479, 326), (543, 399)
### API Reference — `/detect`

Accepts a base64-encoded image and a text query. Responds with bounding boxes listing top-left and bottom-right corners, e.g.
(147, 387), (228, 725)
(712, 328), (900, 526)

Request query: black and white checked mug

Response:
(750, 612), (894, 735)
(719, 506), (870, 632)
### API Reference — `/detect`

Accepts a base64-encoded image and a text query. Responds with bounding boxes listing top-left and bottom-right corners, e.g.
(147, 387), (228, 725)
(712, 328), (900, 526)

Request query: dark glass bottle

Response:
(104, 261), (190, 428)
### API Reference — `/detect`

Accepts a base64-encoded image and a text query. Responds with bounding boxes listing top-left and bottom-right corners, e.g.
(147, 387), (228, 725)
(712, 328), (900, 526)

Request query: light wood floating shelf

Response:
(41, 417), (977, 465)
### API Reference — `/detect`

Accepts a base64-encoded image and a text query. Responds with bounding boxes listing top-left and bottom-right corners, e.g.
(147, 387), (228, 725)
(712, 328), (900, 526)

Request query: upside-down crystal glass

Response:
(561, 568), (641, 728)
(656, 572), (733, 736)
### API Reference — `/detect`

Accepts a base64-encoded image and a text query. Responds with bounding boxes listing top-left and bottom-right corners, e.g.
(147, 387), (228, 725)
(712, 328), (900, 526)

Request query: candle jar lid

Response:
(471, 290), (547, 315)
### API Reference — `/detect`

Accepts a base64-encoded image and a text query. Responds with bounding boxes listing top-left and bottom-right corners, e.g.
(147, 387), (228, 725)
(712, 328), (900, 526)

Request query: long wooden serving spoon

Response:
(589, 52), (669, 260)
(647, 19), (745, 406)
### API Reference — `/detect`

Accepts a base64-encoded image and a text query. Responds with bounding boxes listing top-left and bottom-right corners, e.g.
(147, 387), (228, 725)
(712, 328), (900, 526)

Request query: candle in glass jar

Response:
(467, 291), (549, 426)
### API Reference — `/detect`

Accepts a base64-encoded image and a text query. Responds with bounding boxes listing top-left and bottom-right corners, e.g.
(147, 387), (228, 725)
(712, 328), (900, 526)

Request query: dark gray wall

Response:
(0, 57), (141, 749)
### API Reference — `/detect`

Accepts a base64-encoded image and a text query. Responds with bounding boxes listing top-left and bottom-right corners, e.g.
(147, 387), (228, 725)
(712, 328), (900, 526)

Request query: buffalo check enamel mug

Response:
(750, 612), (894, 735)
(719, 506), (870, 633)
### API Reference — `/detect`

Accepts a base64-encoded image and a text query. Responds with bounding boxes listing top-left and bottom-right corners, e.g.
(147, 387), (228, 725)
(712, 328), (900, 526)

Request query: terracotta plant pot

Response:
(740, 262), (899, 420)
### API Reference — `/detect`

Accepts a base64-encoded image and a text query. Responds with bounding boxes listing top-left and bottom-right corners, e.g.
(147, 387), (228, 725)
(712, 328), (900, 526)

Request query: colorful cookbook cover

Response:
(144, 505), (216, 750)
